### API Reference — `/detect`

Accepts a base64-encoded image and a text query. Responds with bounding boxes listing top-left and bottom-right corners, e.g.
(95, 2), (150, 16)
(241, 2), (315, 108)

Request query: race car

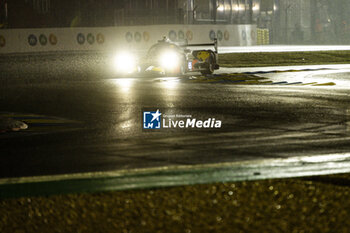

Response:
(113, 37), (220, 76)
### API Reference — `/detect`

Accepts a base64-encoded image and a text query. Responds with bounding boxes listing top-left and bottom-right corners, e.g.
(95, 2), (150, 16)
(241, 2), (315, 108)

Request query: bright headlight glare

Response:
(113, 52), (135, 73)
(159, 51), (179, 69)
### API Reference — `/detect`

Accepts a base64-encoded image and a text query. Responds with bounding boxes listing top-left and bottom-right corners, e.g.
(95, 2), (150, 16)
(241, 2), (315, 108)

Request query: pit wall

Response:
(0, 24), (256, 54)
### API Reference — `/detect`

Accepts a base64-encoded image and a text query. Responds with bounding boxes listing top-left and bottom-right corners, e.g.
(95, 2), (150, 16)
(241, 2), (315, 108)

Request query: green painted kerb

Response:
(2, 153), (350, 199)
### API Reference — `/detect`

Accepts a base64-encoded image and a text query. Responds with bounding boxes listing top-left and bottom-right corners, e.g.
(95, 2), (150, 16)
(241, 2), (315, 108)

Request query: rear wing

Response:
(180, 38), (218, 54)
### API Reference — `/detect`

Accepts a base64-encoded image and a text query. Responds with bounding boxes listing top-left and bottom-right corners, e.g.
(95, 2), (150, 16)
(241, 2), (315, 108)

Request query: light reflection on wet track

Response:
(0, 54), (350, 185)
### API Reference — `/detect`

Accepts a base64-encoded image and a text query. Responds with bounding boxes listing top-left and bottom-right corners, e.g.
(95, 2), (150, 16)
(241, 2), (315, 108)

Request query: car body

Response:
(113, 37), (220, 76)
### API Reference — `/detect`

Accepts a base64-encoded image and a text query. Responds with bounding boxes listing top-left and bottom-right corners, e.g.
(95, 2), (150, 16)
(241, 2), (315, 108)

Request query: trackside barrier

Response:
(0, 25), (257, 54)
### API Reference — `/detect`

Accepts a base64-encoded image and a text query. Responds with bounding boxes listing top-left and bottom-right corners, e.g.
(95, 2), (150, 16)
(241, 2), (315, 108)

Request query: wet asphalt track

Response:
(0, 53), (350, 181)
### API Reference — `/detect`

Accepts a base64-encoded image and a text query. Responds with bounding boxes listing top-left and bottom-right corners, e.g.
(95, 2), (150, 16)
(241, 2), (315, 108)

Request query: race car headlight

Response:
(159, 51), (179, 70)
(113, 52), (136, 74)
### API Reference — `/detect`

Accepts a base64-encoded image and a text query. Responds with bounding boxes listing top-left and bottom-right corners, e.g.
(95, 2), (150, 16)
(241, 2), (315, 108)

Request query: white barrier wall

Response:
(0, 24), (256, 54)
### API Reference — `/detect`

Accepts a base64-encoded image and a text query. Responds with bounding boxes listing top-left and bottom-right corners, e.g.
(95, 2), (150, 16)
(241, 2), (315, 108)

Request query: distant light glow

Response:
(253, 4), (260, 11)
(217, 5), (224, 12)
(234, 5), (244, 11)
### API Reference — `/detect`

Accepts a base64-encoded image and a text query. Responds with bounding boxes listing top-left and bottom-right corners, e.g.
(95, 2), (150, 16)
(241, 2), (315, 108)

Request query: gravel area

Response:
(2, 174), (350, 233)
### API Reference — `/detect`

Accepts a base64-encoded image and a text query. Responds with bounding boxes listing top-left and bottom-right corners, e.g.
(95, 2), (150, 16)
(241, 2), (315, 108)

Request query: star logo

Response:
(151, 109), (162, 122)
(143, 109), (162, 129)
